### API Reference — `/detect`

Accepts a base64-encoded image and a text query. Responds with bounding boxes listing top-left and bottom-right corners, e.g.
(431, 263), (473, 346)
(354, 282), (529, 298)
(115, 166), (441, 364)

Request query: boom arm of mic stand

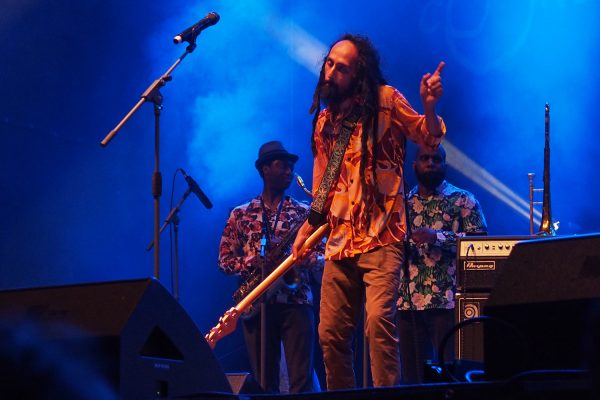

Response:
(100, 45), (194, 148)
(146, 188), (191, 251)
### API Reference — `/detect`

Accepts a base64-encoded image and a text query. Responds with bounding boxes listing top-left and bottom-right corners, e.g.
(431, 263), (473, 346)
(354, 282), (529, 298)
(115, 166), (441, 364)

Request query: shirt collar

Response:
(410, 180), (449, 198)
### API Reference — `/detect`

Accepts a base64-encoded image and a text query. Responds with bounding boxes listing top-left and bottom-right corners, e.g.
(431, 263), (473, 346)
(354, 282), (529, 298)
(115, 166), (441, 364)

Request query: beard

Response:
(318, 79), (355, 106)
(415, 169), (446, 190)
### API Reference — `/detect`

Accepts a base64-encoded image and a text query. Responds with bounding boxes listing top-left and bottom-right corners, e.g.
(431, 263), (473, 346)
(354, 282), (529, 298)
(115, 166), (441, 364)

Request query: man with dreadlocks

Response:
(292, 34), (445, 389)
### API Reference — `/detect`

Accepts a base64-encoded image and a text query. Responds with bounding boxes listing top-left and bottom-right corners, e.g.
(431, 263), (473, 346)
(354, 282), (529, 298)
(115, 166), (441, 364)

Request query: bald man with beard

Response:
(397, 144), (487, 384)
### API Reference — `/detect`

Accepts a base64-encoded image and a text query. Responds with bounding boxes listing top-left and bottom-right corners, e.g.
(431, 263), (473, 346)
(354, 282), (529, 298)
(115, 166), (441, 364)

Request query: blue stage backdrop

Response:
(1, 0), (599, 373)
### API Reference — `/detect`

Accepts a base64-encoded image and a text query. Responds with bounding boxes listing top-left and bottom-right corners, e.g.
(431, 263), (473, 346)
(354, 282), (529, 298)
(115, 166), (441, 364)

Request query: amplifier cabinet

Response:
(457, 236), (534, 292)
(454, 292), (489, 362)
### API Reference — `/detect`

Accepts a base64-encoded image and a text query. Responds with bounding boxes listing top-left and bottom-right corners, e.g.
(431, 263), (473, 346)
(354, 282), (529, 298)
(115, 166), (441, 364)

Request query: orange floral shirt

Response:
(312, 85), (446, 260)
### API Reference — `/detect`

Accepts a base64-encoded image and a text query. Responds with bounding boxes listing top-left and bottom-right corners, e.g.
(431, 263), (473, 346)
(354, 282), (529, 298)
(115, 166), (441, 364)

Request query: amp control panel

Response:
(457, 235), (537, 291)
(458, 236), (535, 257)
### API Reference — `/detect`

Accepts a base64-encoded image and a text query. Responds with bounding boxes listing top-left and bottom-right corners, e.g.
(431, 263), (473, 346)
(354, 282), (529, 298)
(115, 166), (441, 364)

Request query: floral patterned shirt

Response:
(398, 181), (487, 310)
(218, 195), (324, 305)
(313, 85), (446, 260)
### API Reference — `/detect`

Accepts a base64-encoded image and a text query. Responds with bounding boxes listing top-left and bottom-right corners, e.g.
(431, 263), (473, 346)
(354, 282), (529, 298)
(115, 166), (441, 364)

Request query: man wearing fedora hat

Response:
(218, 140), (324, 393)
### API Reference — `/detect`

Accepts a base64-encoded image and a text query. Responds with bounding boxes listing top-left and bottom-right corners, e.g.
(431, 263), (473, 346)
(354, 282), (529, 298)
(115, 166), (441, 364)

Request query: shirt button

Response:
(350, 179), (354, 184)
(346, 157), (351, 162)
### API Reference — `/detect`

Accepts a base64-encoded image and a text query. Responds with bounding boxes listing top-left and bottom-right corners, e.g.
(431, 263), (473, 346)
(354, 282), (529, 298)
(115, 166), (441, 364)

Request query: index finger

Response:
(433, 61), (445, 75)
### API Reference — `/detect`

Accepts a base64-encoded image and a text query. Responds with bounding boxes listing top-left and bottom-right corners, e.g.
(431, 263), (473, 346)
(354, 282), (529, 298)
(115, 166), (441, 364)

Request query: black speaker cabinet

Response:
(484, 233), (600, 379)
(455, 292), (489, 362)
(0, 278), (232, 398)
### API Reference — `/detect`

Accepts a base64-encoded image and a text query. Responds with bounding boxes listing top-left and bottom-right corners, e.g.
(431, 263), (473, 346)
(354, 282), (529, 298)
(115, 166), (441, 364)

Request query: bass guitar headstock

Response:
(205, 307), (240, 349)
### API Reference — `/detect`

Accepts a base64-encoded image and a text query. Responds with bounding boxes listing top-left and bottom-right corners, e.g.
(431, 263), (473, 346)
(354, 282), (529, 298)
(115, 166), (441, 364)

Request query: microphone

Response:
(180, 168), (213, 209)
(173, 12), (220, 44)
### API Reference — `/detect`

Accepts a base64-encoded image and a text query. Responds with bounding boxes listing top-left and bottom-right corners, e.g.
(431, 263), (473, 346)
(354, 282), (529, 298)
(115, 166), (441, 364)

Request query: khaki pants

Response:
(318, 242), (403, 390)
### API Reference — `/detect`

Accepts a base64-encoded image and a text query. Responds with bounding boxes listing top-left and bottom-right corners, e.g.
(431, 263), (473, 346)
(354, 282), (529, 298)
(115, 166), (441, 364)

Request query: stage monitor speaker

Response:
(0, 278), (232, 398)
(483, 233), (600, 379)
(454, 292), (489, 362)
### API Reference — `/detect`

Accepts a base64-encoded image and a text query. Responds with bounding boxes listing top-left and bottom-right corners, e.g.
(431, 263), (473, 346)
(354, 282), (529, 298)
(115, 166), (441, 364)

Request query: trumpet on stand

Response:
(528, 103), (557, 236)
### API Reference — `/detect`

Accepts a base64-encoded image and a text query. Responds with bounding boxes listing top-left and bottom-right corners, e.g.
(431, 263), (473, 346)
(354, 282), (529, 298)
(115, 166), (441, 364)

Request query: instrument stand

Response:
(101, 38), (200, 280)
(259, 235), (269, 391)
(146, 188), (192, 302)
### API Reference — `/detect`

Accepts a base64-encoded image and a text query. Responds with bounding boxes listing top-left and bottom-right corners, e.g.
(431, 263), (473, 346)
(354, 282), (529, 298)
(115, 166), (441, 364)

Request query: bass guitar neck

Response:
(205, 223), (328, 349)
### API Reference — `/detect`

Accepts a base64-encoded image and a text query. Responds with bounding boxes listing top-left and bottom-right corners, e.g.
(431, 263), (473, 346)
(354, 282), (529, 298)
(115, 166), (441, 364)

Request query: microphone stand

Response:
(100, 38), (200, 280)
(172, 213), (181, 302)
(146, 187), (192, 302)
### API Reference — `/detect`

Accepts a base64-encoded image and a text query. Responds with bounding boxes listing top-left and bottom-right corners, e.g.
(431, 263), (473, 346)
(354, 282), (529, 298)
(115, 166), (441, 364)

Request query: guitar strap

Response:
(308, 106), (362, 227)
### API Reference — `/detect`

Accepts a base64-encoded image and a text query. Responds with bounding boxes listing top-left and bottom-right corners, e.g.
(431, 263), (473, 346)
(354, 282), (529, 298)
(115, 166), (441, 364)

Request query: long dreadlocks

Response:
(309, 34), (387, 194)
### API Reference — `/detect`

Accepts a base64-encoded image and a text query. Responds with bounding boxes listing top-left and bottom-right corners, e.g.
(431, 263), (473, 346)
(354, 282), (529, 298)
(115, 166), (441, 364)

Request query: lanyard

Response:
(259, 196), (284, 247)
